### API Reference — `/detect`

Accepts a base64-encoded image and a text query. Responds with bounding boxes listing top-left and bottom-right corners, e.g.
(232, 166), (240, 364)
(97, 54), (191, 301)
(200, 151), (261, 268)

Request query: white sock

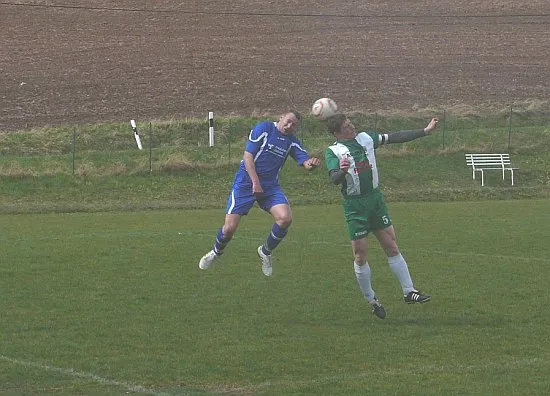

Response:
(354, 262), (376, 303)
(388, 254), (415, 294)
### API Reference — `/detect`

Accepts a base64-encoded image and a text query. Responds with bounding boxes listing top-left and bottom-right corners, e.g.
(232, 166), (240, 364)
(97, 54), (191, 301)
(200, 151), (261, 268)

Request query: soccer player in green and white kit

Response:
(325, 113), (439, 319)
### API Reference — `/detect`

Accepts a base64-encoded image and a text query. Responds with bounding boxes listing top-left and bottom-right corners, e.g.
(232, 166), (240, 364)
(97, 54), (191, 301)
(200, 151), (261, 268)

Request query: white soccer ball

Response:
(311, 97), (339, 120)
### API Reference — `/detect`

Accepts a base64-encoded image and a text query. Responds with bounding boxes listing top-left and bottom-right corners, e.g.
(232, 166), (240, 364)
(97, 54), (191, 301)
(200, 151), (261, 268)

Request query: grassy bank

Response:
(1, 109), (549, 214)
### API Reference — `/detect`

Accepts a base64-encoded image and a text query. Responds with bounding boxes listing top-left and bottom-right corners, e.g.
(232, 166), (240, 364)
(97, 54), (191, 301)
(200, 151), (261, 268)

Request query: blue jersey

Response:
(236, 121), (310, 187)
(226, 121), (311, 215)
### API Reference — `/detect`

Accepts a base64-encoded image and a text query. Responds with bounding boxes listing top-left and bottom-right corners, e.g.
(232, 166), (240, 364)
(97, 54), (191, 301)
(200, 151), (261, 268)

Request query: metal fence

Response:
(0, 105), (548, 177)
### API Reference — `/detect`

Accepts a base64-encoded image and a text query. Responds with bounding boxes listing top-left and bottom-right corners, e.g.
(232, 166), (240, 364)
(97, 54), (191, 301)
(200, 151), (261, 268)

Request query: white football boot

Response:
(257, 246), (273, 276)
(199, 250), (218, 270)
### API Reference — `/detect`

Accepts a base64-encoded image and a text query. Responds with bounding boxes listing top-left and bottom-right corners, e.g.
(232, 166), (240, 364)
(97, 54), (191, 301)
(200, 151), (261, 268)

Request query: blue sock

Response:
(264, 223), (288, 254)
(213, 228), (232, 255)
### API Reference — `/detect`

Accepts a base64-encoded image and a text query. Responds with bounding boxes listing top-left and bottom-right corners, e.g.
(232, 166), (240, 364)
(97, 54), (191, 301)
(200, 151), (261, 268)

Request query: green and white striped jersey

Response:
(325, 132), (382, 197)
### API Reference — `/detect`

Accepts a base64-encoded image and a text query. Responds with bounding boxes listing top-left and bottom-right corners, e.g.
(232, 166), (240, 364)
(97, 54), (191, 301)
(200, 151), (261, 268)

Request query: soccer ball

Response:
(311, 97), (339, 120)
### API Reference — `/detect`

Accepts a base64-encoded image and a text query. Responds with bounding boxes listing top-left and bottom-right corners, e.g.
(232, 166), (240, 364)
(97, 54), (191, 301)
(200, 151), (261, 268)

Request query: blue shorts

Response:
(225, 171), (289, 215)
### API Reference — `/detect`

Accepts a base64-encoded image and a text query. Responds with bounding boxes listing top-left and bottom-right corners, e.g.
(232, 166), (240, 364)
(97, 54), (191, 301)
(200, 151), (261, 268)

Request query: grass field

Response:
(1, 200), (549, 395)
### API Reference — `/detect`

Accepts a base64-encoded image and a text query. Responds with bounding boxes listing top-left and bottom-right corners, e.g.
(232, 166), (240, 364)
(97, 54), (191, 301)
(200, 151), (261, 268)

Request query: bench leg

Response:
(510, 170), (514, 186)
(481, 170), (484, 187)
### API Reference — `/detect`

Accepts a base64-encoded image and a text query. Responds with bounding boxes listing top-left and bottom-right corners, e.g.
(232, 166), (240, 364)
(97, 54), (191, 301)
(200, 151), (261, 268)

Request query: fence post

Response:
(72, 127), (76, 175)
(209, 111), (215, 147)
(228, 118), (232, 166)
(442, 109), (446, 150)
(149, 122), (153, 173)
(508, 106), (513, 150)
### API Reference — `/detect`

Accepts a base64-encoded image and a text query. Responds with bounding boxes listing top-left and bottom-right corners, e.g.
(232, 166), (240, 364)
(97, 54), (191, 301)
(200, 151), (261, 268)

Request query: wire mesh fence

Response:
(0, 105), (548, 177)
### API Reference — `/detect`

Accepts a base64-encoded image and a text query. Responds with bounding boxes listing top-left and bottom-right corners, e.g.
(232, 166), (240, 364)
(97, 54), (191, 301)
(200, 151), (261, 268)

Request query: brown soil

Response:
(1, 1), (549, 131)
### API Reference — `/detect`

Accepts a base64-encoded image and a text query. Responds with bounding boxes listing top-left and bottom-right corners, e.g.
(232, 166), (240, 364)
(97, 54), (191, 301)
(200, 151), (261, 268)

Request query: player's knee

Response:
(277, 216), (292, 228)
(222, 224), (238, 236)
(272, 210), (292, 228)
(385, 246), (400, 257)
(354, 253), (367, 264)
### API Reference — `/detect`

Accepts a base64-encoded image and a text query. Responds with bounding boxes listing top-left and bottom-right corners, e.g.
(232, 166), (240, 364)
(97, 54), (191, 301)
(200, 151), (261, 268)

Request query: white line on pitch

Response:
(0, 355), (171, 396)
(246, 357), (545, 392)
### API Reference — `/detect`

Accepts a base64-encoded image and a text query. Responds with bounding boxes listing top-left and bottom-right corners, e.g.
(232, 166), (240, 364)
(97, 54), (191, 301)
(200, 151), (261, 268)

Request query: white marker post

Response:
(130, 119), (143, 150)
(208, 111), (214, 147)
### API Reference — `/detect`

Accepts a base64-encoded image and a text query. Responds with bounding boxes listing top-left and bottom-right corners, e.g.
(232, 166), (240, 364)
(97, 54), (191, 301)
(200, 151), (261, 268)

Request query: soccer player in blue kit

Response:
(198, 110), (321, 276)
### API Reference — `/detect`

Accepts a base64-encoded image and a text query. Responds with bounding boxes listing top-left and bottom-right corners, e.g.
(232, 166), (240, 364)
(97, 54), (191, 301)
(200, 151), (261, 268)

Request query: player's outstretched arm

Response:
(385, 117), (440, 144)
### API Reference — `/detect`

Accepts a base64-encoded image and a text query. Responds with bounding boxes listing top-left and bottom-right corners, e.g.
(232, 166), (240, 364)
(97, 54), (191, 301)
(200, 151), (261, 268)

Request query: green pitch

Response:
(1, 200), (549, 395)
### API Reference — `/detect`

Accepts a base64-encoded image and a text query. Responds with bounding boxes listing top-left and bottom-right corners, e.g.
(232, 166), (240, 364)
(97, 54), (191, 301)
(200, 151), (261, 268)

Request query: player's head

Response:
(277, 110), (302, 135)
(326, 114), (356, 139)
(325, 114), (349, 136)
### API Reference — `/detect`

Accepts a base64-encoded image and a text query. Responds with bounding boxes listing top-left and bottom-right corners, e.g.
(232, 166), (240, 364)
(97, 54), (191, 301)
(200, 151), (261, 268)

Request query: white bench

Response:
(465, 153), (519, 186)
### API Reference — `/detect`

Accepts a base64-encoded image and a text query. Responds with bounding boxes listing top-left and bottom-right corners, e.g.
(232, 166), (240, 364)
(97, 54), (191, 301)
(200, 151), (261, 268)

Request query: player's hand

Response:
(424, 118), (440, 134)
(303, 157), (321, 169)
(252, 182), (264, 197)
(340, 158), (350, 172)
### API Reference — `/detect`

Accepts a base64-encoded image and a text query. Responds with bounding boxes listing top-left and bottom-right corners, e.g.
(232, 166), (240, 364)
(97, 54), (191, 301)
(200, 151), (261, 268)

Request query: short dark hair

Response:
(324, 114), (347, 135)
(285, 110), (302, 121)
